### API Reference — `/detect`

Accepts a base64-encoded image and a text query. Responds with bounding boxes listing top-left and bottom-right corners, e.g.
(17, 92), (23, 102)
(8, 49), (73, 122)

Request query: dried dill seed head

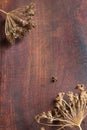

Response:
(35, 84), (87, 130)
(0, 3), (35, 44)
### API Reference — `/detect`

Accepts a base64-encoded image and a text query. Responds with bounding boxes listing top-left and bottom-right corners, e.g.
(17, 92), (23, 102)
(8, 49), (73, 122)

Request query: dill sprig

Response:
(0, 3), (35, 44)
(35, 84), (87, 130)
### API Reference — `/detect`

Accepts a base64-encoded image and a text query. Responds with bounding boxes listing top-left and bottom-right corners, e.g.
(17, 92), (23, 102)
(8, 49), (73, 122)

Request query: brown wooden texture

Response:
(0, 0), (87, 130)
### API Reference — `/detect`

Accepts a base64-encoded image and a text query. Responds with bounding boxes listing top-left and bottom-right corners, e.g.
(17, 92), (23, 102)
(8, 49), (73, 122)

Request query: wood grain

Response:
(0, 0), (87, 130)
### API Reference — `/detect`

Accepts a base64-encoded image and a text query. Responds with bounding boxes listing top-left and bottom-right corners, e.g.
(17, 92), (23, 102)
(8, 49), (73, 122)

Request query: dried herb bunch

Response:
(35, 84), (87, 130)
(0, 3), (35, 44)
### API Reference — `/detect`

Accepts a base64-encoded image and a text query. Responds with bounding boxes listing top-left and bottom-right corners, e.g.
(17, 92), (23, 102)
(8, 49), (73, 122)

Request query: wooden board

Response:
(0, 0), (87, 130)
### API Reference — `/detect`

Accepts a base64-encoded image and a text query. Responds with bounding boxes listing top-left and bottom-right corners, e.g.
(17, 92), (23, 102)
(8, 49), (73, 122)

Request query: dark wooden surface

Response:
(0, 0), (87, 130)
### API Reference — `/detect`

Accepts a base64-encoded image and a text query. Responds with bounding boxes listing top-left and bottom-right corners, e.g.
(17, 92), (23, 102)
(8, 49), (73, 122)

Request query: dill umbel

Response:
(0, 3), (35, 44)
(35, 84), (87, 130)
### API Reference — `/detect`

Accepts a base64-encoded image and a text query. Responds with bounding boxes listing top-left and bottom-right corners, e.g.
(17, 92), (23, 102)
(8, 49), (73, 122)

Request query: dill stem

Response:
(0, 9), (8, 15)
(79, 126), (82, 130)
(36, 122), (63, 127)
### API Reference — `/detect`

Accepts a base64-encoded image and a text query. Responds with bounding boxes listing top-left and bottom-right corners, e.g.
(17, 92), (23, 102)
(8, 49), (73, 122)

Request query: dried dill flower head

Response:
(35, 84), (87, 130)
(0, 3), (35, 44)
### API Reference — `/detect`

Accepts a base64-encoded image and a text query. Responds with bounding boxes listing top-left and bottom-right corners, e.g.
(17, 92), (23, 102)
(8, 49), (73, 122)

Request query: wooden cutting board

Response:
(0, 0), (87, 130)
